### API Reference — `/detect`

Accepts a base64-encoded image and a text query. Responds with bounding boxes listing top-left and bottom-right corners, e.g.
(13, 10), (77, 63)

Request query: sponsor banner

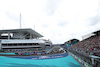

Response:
(84, 62), (90, 67)
(82, 60), (84, 65)
(10, 53), (68, 59)
(78, 58), (82, 63)
(75, 56), (77, 59)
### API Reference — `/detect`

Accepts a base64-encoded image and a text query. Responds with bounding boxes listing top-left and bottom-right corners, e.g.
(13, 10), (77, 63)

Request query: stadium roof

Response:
(0, 28), (43, 37)
(93, 30), (100, 35)
(82, 30), (100, 40)
(66, 39), (79, 42)
(64, 38), (79, 44)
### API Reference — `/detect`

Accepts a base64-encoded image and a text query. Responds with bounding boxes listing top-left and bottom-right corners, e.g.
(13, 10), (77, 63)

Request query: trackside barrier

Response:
(68, 51), (92, 67)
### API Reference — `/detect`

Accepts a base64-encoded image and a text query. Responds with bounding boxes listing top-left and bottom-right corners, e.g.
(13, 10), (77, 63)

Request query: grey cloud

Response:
(42, 24), (49, 28)
(87, 1), (100, 26)
(44, 0), (63, 16)
(5, 11), (19, 22)
(58, 21), (68, 27)
(88, 15), (100, 26)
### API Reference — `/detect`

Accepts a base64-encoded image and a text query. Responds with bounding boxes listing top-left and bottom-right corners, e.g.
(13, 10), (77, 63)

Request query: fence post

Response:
(91, 58), (94, 67)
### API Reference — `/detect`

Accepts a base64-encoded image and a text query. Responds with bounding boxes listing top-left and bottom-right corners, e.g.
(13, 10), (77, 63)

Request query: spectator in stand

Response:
(68, 35), (100, 56)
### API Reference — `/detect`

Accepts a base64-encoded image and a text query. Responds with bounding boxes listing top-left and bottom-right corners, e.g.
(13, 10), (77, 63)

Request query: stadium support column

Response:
(30, 34), (32, 39)
(8, 32), (10, 39)
(0, 40), (1, 50)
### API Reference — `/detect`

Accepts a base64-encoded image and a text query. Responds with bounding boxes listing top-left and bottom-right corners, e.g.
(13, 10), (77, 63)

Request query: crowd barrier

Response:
(68, 51), (92, 67)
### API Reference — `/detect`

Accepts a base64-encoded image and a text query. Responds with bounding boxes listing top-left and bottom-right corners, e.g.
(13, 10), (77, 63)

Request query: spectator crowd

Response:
(69, 35), (100, 57)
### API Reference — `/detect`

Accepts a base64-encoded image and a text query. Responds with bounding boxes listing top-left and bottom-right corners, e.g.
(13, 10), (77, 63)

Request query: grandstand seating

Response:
(68, 35), (100, 57)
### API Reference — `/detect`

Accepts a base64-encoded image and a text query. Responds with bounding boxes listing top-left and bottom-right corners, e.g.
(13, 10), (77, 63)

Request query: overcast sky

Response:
(0, 0), (100, 44)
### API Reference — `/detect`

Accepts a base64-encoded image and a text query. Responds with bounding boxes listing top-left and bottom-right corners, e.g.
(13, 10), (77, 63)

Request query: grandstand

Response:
(67, 30), (100, 67)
